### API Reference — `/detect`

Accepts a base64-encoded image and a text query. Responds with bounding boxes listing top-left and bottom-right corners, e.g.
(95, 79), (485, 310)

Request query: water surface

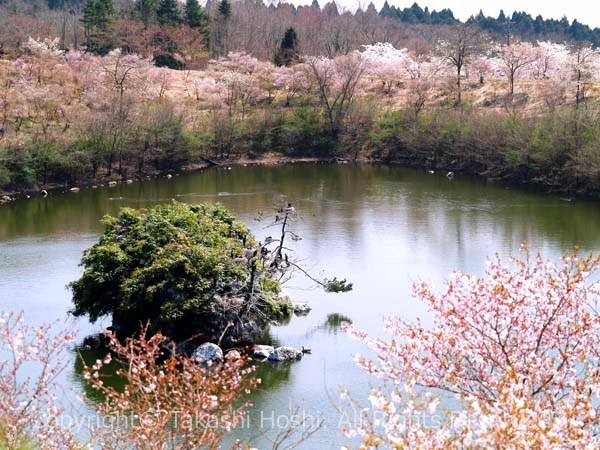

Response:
(1, 163), (599, 448)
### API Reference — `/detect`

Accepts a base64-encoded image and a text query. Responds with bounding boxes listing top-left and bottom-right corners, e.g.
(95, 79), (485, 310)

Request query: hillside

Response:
(2, 0), (600, 65)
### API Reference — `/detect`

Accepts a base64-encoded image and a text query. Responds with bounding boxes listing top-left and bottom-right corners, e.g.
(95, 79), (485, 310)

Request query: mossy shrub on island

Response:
(69, 201), (293, 345)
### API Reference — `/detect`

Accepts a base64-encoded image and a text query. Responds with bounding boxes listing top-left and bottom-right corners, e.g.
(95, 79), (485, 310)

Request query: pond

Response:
(1, 163), (599, 449)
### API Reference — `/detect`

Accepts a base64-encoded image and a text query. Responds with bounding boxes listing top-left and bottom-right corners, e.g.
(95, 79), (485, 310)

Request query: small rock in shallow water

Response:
(70, 187), (80, 193)
(267, 346), (303, 362)
(191, 343), (223, 364)
(253, 345), (274, 359)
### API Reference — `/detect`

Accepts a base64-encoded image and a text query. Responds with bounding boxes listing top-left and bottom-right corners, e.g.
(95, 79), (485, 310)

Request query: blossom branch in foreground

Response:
(344, 245), (600, 449)
(0, 312), (78, 450)
(84, 328), (259, 450)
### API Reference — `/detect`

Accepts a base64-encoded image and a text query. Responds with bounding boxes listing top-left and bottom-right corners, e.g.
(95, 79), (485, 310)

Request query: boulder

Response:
(125, 179), (134, 184)
(70, 187), (80, 193)
(108, 181), (118, 187)
(293, 303), (311, 316)
(252, 345), (274, 359)
(191, 343), (223, 364)
(267, 346), (303, 362)
(166, 174), (173, 179)
(225, 349), (241, 361)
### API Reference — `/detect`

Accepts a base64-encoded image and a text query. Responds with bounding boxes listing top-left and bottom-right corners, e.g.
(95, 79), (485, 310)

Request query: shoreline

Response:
(0, 154), (595, 206)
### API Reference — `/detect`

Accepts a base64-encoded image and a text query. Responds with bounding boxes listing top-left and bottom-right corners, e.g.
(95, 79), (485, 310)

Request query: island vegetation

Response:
(69, 201), (293, 344)
(70, 200), (350, 345)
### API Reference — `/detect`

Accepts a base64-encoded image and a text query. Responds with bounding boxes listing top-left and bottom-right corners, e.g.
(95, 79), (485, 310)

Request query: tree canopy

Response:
(274, 27), (299, 66)
(70, 201), (293, 342)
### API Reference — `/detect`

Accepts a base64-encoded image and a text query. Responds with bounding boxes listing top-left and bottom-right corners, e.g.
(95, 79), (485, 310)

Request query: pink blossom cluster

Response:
(0, 312), (78, 449)
(345, 246), (600, 449)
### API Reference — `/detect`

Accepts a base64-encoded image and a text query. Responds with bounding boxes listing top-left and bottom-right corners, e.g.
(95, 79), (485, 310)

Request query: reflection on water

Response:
(2, 163), (600, 448)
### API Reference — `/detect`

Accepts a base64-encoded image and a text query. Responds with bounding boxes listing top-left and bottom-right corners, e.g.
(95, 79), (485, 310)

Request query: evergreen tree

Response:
(185, 0), (209, 45)
(274, 27), (299, 67)
(82, 0), (114, 32)
(81, 0), (115, 54)
(137, 0), (158, 28)
(212, 0), (231, 57)
(157, 0), (181, 26)
(379, 0), (392, 17)
(218, 0), (231, 19)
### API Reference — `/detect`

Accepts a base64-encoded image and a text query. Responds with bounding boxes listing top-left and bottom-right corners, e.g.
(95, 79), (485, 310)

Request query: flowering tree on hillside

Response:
(273, 65), (311, 106)
(567, 43), (600, 106)
(361, 43), (409, 94)
(498, 42), (539, 95)
(438, 25), (488, 105)
(306, 52), (366, 137)
(530, 41), (569, 81)
(344, 246), (600, 448)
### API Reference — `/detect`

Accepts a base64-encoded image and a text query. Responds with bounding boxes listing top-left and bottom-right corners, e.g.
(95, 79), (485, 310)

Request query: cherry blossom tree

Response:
(85, 329), (259, 450)
(0, 312), (78, 450)
(438, 25), (488, 105)
(361, 43), (409, 94)
(530, 41), (569, 81)
(567, 43), (600, 106)
(468, 57), (497, 84)
(345, 246), (600, 448)
(306, 52), (366, 137)
(498, 42), (539, 95)
(273, 65), (311, 106)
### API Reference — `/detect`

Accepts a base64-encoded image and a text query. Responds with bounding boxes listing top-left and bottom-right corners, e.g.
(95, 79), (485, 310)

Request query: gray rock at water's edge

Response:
(125, 179), (134, 184)
(253, 345), (274, 359)
(191, 343), (223, 364)
(267, 346), (303, 362)
(1, 195), (12, 203)
(108, 181), (118, 187)
(70, 187), (80, 193)
(293, 303), (311, 316)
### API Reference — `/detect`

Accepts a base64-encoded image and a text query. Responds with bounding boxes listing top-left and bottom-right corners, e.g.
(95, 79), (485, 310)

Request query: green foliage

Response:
(367, 108), (600, 195)
(217, 0), (231, 19)
(278, 107), (336, 156)
(274, 27), (299, 67)
(184, 0), (209, 45)
(323, 277), (353, 293)
(156, 0), (181, 26)
(69, 201), (292, 339)
(136, 0), (158, 27)
(82, 0), (116, 54)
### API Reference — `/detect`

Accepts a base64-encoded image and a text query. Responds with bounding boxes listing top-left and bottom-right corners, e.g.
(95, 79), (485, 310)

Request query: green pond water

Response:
(1, 163), (599, 448)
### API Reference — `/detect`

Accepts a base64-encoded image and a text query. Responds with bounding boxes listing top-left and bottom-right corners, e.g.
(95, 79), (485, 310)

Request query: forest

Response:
(2, 0), (600, 199)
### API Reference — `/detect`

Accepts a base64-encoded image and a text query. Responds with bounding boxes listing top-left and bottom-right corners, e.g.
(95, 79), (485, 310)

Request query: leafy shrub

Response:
(70, 201), (292, 341)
